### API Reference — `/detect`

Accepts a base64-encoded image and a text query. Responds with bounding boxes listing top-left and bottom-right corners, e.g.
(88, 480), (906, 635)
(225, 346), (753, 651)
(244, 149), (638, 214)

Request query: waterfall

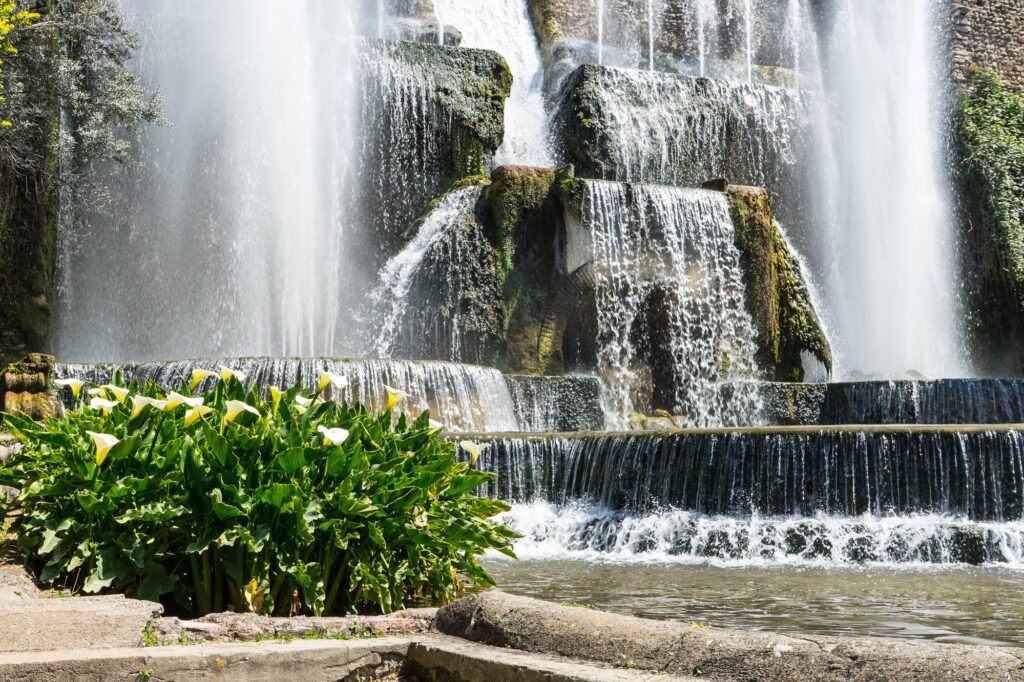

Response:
(482, 428), (1024, 567)
(564, 66), (810, 192)
(578, 181), (762, 427)
(432, 0), (445, 44)
(431, 0), (553, 166)
(743, 0), (753, 82)
(694, 0), (715, 77)
(56, 357), (523, 433)
(474, 430), (1024, 522)
(55, 1), (362, 362)
(806, 1), (967, 379)
(505, 375), (606, 432)
(376, 0), (385, 39)
(646, 0), (655, 71)
(371, 187), (481, 359)
(500, 502), (1024, 567)
(783, 0), (803, 85)
(597, 0), (605, 65)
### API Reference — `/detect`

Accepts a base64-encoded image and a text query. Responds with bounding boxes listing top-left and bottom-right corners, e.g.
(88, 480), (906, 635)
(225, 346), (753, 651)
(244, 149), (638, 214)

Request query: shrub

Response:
(0, 369), (516, 616)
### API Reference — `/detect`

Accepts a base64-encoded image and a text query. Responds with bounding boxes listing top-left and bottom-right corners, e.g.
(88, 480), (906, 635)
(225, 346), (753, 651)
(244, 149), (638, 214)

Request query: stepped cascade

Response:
(0, 0), (1017, 647)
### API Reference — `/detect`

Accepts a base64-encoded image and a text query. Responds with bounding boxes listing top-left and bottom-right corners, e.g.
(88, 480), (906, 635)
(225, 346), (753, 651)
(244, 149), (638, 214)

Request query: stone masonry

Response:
(951, 0), (1024, 91)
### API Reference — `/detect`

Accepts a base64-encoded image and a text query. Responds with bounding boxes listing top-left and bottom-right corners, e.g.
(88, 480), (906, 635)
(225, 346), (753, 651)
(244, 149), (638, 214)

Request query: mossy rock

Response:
(728, 185), (832, 381)
(484, 165), (567, 374)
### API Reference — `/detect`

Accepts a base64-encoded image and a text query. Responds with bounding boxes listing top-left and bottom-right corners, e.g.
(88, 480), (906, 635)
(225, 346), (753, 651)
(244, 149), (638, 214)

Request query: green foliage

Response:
(0, 0), (37, 123)
(0, 372), (516, 617)
(959, 70), (1024, 284)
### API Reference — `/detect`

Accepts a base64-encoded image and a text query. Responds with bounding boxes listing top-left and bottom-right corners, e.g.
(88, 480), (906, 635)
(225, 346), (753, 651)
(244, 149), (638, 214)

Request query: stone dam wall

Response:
(951, 0), (1024, 91)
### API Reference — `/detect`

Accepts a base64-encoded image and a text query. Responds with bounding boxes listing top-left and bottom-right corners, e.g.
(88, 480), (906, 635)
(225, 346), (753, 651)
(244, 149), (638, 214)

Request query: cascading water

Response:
(56, 1), (363, 362)
(694, 0), (716, 76)
(474, 429), (1024, 567)
(56, 357), (521, 433)
(432, 0), (553, 167)
(800, 1), (968, 378)
(577, 181), (761, 427)
(563, 66), (810, 192)
(371, 187), (481, 359)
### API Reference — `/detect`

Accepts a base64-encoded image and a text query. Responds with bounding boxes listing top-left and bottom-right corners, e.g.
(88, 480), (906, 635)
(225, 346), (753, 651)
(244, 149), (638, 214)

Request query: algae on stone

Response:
(728, 185), (831, 381)
(359, 39), (512, 260)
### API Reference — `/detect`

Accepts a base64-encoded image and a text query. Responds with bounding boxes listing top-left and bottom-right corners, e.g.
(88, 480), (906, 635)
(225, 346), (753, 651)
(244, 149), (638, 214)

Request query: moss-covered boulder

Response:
(728, 185), (831, 381)
(359, 40), (512, 260)
(484, 165), (567, 374)
(957, 70), (1024, 374)
(554, 63), (809, 205)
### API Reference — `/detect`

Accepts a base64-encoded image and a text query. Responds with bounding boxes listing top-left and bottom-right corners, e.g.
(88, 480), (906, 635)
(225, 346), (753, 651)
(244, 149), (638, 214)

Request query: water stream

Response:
(578, 180), (762, 427)
(433, 0), (553, 167)
(56, 1), (363, 362)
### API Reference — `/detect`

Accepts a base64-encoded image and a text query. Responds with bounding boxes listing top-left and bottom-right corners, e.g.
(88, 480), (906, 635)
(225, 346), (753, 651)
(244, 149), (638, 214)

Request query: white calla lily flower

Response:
(294, 395), (321, 408)
(55, 378), (85, 400)
(88, 397), (119, 414)
(384, 384), (408, 412)
(98, 384), (129, 403)
(459, 441), (487, 465)
(184, 404), (215, 426)
(191, 368), (218, 390)
(86, 431), (120, 465)
(224, 400), (260, 425)
(166, 392), (204, 411)
(293, 403), (309, 415)
(428, 419), (445, 434)
(218, 365), (248, 383)
(317, 425), (350, 446)
(130, 395), (167, 419)
(318, 370), (349, 393)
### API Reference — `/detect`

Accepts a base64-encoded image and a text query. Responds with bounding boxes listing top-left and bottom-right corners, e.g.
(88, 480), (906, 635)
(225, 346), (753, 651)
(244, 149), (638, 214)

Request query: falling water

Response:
(431, 0), (554, 166)
(57, 357), (522, 433)
(474, 429), (1024, 566)
(597, 0), (605, 65)
(646, 0), (655, 71)
(808, 1), (967, 378)
(56, 1), (362, 362)
(376, 0), (386, 39)
(783, 0), (803, 85)
(579, 181), (761, 427)
(694, 0), (715, 76)
(500, 502), (1024, 567)
(564, 67), (809, 199)
(371, 187), (481, 359)
(432, 0), (445, 44)
(743, 0), (753, 82)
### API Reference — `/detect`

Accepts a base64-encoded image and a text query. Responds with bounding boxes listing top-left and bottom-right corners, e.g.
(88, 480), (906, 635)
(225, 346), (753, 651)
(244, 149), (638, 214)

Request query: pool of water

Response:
(481, 558), (1024, 647)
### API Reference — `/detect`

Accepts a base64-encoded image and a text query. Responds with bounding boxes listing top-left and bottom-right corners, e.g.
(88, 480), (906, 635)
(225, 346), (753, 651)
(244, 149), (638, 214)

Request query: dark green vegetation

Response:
(0, 0), (160, 366)
(958, 70), (1024, 375)
(0, 372), (516, 616)
(728, 185), (832, 381)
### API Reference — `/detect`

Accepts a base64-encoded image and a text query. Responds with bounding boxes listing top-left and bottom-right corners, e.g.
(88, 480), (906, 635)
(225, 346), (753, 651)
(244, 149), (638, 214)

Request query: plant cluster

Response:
(0, 367), (515, 616)
(959, 70), (1024, 286)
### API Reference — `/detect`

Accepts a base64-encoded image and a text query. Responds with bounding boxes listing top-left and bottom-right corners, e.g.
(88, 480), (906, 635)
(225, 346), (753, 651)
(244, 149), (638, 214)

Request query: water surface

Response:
(483, 558), (1024, 647)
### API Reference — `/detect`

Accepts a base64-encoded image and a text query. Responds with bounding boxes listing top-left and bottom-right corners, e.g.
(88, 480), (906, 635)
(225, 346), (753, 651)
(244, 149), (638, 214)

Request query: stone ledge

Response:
(435, 590), (1024, 682)
(0, 635), (689, 682)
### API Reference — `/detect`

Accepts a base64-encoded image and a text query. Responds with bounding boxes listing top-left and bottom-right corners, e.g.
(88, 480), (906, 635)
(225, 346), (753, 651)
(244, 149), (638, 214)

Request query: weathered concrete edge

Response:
(0, 635), (692, 682)
(435, 591), (1024, 682)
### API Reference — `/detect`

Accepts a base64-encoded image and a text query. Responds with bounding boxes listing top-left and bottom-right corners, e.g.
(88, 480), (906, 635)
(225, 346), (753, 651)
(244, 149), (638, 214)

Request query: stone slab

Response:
(435, 590), (1024, 682)
(0, 594), (162, 653)
(0, 635), (691, 682)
